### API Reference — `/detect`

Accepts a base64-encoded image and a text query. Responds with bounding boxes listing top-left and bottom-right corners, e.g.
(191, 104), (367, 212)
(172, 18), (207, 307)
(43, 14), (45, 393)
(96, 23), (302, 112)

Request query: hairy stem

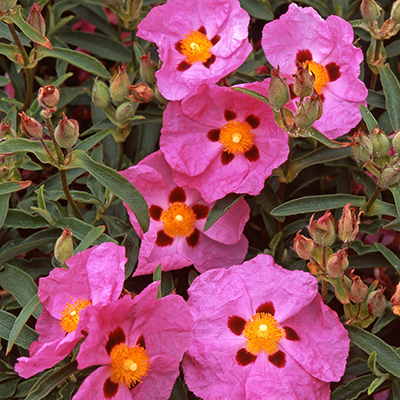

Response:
(366, 185), (382, 211)
(60, 169), (84, 221)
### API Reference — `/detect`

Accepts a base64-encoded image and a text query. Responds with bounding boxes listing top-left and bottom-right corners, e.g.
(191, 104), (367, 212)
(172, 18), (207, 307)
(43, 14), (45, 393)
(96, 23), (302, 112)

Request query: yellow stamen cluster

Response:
(59, 297), (92, 333)
(180, 30), (212, 64)
(219, 121), (254, 155)
(161, 202), (196, 237)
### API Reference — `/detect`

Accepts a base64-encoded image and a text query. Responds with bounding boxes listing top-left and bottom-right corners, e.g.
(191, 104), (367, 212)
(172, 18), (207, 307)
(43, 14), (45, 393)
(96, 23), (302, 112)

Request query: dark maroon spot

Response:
(269, 350), (286, 368)
(224, 110), (237, 121)
(207, 129), (220, 142)
(236, 348), (257, 366)
(320, 93), (325, 102)
(80, 330), (88, 337)
(245, 115), (260, 129)
(156, 230), (174, 247)
(175, 40), (183, 53)
(244, 145), (260, 162)
(228, 316), (246, 335)
(325, 62), (341, 82)
(186, 229), (200, 247)
(104, 378), (119, 399)
(192, 204), (209, 219)
(283, 326), (300, 341)
(169, 187), (186, 203)
(256, 301), (275, 316)
(198, 26), (207, 35)
(136, 335), (146, 349)
(149, 205), (163, 221)
(203, 54), (216, 68)
(106, 327), (125, 355)
(289, 83), (297, 99)
(296, 49), (312, 63)
(178, 61), (191, 71)
(221, 152), (234, 165)
(211, 35), (220, 45)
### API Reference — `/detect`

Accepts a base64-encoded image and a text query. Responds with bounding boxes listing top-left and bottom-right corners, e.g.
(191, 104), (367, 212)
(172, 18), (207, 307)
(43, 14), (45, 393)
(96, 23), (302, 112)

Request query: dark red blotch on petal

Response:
(192, 204), (209, 219)
(175, 41), (183, 53)
(325, 62), (341, 82)
(269, 350), (286, 368)
(284, 326), (300, 341)
(244, 145), (260, 162)
(296, 49), (312, 63)
(105, 326), (126, 355)
(186, 229), (200, 247)
(228, 316), (246, 335)
(198, 26), (207, 35)
(156, 230), (174, 247)
(203, 55), (216, 68)
(178, 61), (191, 71)
(104, 378), (119, 399)
(224, 110), (237, 121)
(245, 115), (260, 129)
(207, 129), (220, 142)
(149, 205), (163, 221)
(136, 335), (146, 349)
(221, 152), (235, 165)
(169, 187), (186, 203)
(256, 301), (275, 316)
(236, 348), (257, 366)
(211, 35), (221, 45)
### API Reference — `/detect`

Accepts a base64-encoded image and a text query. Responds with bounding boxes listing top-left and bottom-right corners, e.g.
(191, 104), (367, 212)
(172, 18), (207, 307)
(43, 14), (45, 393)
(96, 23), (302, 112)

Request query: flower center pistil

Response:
(59, 297), (92, 333)
(303, 60), (329, 95)
(219, 120), (254, 154)
(110, 343), (150, 387)
(161, 202), (196, 237)
(180, 30), (212, 64)
(243, 312), (284, 355)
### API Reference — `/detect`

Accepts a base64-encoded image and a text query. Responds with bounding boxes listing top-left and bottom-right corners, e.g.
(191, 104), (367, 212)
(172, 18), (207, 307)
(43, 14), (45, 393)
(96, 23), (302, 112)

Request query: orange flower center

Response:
(219, 120), (254, 154)
(303, 60), (329, 95)
(161, 202), (196, 237)
(59, 297), (92, 333)
(180, 30), (213, 64)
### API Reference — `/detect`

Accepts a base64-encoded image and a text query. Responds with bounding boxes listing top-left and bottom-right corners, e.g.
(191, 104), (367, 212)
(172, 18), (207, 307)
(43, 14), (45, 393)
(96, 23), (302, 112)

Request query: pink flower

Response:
(73, 282), (193, 400)
(119, 151), (249, 276)
(160, 82), (289, 202)
(15, 242), (127, 379)
(183, 254), (349, 400)
(262, 3), (368, 139)
(136, 0), (252, 100)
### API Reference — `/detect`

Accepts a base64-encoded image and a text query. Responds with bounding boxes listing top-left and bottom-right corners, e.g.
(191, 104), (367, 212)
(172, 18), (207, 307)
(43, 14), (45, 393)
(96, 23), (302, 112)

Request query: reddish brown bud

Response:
(326, 248), (349, 278)
(293, 63), (315, 98)
(367, 286), (386, 317)
(54, 113), (79, 148)
(27, 3), (46, 35)
(360, 0), (381, 23)
(293, 230), (314, 260)
(308, 211), (336, 246)
(348, 270), (368, 303)
(19, 112), (43, 139)
(390, 282), (400, 316)
(337, 202), (363, 243)
(38, 85), (60, 110)
(0, 117), (13, 139)
(129, 82), (154, 104)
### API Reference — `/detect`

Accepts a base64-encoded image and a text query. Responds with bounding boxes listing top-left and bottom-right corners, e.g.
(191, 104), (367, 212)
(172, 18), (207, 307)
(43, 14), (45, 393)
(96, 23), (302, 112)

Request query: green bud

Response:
(0, 0), (17, 10)
(360, 0), (381, 23)
(380, 165), (400, 187)
(293, 64), (315, 98)
(350, 130), (373, 163)
(294, 96), (322, 129)
(54, 226), (74, 264)
(391, 0), (400, 23)
(109, 64), (130, 103)
(268, 68), (290, 108)
(54, 113), (79, 149)
(392, 130), (400, 154)
(92, 78), (111, 110)
(0, 117), (15, 139)
(116, 101), (135, 123)
(326, 249), (349, 279)
(369, 127), (391, 157)
(139, 52), (158, 85)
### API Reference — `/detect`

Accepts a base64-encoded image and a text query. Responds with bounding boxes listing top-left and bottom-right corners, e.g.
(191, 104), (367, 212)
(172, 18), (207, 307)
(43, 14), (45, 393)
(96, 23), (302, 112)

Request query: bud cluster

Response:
(102, 0), (143, 30)
(293, 202), (385, 327)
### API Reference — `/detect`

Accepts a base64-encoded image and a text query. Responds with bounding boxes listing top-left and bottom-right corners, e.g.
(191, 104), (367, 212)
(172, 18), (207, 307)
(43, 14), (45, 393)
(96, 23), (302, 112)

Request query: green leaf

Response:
(374, 242), (400, 275)
(389, 183), (400, 218)
(0, 43), (19, 63)
(271, 194), (366, 216)
(75, 128), (113, 152)
(255, 180), (283, 222)
(74, 226), (105, 254)
(68, 150), (149, 233)
(345, 325), (400, 378)
(239, 0), (273, 20)
(296, 0), (332, 17)
(3, 209), (48, 229)
(368, 376), (387, 395)
(331, 375), (375, 400)
(372, 304), (397, 334)
(36, 46), (111, 79)
(0, 138), (54, 165)
(204, 193), (245, 231)
(0, 180), (31, 195)
(6, 294), (41, 354)
(0, 310), (38, 350)
(153, 264), (162, 282)
(0, 76), (10, 86)
(367, 90), (386, 109)
(367, 199), (398, 218)
(0, 194), (10, 230)
(386, 39), (400, 58)
(377, 63), (400, 131)
(359, 104), (378, 133)
(168, 377), (187, 400)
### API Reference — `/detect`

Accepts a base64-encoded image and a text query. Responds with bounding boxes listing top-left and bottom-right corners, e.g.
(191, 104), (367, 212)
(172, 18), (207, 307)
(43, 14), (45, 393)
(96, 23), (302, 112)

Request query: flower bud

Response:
(349, 270), (368, 303)
(0, 117), (15, 139)
(54, 226), (74, 264)
(293, 64), (315, 98)
(109, 64), (130, 103)
(116, 101), (135, 123)
(268, 68), (290, 108)
(129, 82), (154, 104)
(337, 202), (363, 243)
(369, 127), (391, 158)
(391, 0), (400, 23)
(326, 248), (349, 278)
(367, 286), (386, 317)
(392, 130), (400, 154)
(390, 282), (400, 316)
(360, 0), (381, 23)
(54, 113), (79, 148)
(38, 85), (60, 110)
(308, 211), (336, 246)
(154, 84), (168, 107)
(27, 3), (46, 35)
(294, 96), (322, 129)
(19, 112), (43, 139)
(139, 52), (158, 85)
(350, 129), (373, 163)
(92, 78), (111, 110)
(380, 165), (400, 187)
(293, 230), (314, 260)
(0, 0), (17, 10)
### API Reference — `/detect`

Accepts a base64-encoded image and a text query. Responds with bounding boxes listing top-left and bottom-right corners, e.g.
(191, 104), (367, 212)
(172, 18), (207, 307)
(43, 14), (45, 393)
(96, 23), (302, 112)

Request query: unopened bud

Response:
(360, 0), (381, 23)
(367, 286), (386, 317)
(110, 64), (130, 103)
(293, 64), (315, 98)
(350, 129), (373, 163)
(116, 101), (135, 123)
(337, 202), (363, 243)
(92, 78), (111, 110)
(369, 127), (391, 158)
(139, 52), (158, 85)
(392, 0), (400, 23)
(0, 117), (14, 139)
(129, 83), (154, 103)
(349, 270), (368, 303)
(294, 96), (322, 129)
(293, 230), (314, 260)
(0, 0), (17, 10)
(390, 282), (400, 316)
(380, 165), (400, 187)
(19, 112), (43, 139)
(268, 68), (290, 108)
(38, 85), (60, 110)
(308, 211), (336, 246)
(392, 130), (400, 154)
(27, 3), (46, 35)
(54, 113), (79, 148)
(326, 248), (349, 278)
(54, 226), (74, 264)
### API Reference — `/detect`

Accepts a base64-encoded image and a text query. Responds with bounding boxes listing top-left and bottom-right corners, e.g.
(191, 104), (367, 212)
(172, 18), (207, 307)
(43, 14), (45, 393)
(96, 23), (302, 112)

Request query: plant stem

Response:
(370, 39), (382, 91)
(366, 185), (382, 211)
(60, 169), (84, 221)
(39, 138), (56, 163)
(321, 280), (328, 304)
(42, 113), (64, 165)
(117, 142), (124, 170)
(7, 23), (29, 65)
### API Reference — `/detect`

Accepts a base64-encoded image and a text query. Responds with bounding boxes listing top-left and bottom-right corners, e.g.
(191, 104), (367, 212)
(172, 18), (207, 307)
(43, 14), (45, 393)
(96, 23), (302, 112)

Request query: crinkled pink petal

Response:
(34, 307), (63, 343)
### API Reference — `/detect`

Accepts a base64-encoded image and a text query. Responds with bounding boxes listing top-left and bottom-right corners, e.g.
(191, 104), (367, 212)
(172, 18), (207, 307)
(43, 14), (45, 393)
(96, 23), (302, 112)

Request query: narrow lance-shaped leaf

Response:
(330, 375), (375, 400)
(375, 242), (400, 276)
(0, 194), (10, 230)
(359, 104), (378, 133)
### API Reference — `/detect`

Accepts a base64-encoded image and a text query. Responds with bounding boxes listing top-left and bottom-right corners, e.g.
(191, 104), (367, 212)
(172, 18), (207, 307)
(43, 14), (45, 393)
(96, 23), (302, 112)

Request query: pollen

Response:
(243, 312), (285, 355)
(110, 343), (151, 388)
(180, 30), (213, 64)
(161, 202), (197, 237)
(303, 60), (329, 95)
(219, 120), (254, 155)
(59, 297), (92, 333)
